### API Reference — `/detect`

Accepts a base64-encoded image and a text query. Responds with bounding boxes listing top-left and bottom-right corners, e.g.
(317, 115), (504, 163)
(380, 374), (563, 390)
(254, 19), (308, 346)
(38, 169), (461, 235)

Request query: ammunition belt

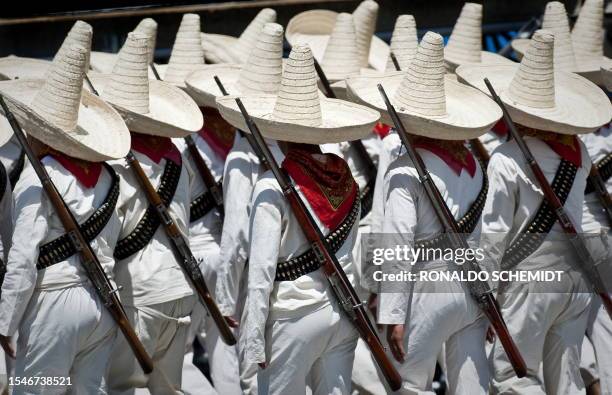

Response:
(359, 177), (375, 220)
(275, 197), (360, 281)
(9, 149), (25, 189)
(37, 164), (120, 270)
(190, 180), (222, 223)
(501, 159), (577, 270)
(114, 160), (182, 260)
(413, 159), (488, 257)
(585, 152), (612, 194)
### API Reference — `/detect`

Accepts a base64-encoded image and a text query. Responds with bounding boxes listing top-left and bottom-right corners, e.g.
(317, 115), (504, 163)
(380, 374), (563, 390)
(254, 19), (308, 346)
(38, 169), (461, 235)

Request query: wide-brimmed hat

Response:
(215, 45), (380, 144)
(88, 32), (203, 138)
(185, 23), (284, 108)
(0, 56), (51, 81)
(445, 3), (515, 72)
(286, 1), (390, 71)
(0, 44), (130, 161)
(346, 31), (501, 140)
(385, 15), (418, 72)
(458, 30), (611, 135)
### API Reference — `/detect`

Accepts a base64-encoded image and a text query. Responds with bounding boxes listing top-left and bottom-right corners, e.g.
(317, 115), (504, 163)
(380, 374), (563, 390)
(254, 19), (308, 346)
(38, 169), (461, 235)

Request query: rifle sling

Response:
(190, 179), (223, 223)
(585, 152), (612, 194)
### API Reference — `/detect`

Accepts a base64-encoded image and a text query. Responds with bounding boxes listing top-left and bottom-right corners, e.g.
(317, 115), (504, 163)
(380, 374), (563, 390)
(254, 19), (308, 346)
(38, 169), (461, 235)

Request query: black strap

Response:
(114, 159), (182, 260)
(500, 159), (577, 270)
(9, 149), (25, 189)
(190, 179), (223, 223)
(37, 164), (120, 270)
(585, 152), (612, 194)
(275, 197), (360, 281)
(0, 161), (7, 203)
(359, 177), (375, 220)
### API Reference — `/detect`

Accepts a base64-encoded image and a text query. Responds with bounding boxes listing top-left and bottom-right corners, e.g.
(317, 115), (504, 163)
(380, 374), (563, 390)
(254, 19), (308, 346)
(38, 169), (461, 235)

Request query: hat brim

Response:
(286, 9), (390, 72)
(90, 51), (161, 80)
(185, 64), (245, 107)
(445, 51), (516, 72)
(201, 33), (243, 64)
(0, 79), (130, 161)
(346, 72), (501, 140)
(88, 73), (203, 138)
(215, 94), (380, 144)
(0, 56), (52, 81)
(456, 63), (612, 134)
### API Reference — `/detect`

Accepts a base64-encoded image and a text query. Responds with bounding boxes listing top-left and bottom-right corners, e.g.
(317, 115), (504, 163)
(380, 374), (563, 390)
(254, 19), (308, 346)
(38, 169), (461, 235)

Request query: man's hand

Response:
(367, 293), (383, 331)
(387, 324), (406, 363)
(0, 335), (15, 359)
(224, 316), (239, 328)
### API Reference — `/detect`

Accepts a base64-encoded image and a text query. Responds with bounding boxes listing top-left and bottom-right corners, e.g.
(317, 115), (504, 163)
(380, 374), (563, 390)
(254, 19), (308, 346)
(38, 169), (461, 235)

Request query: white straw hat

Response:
(321, 13), (362, 82)
(215, 45), (380, 144)
(286, 1), (390, 71)
(0, 44), (130, 161)
(444, 3), (515, 72)
(55, 21), (93, 70)
(353, 0), (379, 68)
(346, 31), (501, 140)
(0, 56), (51, 81)
(201, 8), (277, 64)
(88, 32), (203, 138)
(385, 15), (418, 72)
(160, 14), (206, 88)
(458, 30), (612, 135)
(185, 23), (284, 108)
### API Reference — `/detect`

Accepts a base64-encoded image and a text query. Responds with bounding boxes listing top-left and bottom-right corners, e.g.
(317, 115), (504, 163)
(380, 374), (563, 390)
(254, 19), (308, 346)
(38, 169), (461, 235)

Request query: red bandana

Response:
(517, 125), (582, 168)
(282, 149), (358, 230)
(372, 122), (392, 139)
(130, 132), (182, 165)
(198, 107), (236, 160)
(48, 152), (102, 189)
(414, 137), (477, 177)
(491, 120), (509, 137)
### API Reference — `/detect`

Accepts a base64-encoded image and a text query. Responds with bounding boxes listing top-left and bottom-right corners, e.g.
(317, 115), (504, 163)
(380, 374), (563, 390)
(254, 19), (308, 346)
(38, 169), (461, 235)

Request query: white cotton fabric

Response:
(581, 124), (612, 233)
(0, 160), (13, 395)
(0, 135), (22, 181)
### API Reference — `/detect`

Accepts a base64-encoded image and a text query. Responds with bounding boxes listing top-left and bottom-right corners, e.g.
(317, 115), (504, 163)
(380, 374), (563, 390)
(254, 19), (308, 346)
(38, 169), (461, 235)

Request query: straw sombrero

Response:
(185, 22), (284, 108)
(0, 56), (51, 81)
(457, 30), (612, 135)
(201, 8), (277, 64)
(88, 32), (203, 138)
(286, 1), (390, 71)
(385, 15), (418, 72)
(346, 31), (501, 140)
(0, 44), (130, 161)
(215, 45), (380, 144)
(444, 3), (515, 72)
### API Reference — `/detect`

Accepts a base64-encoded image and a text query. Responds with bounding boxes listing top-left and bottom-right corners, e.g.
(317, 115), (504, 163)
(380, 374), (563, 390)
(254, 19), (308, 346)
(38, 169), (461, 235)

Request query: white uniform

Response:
(0, 158), (121, 394)
(482, 137), (593, 395)
(108, 150), (196, 395)
(243, 163), (359, 395)
(0, 135), (22, 186)
(0, 161), (14, 395)
(378, 148), (489, 395)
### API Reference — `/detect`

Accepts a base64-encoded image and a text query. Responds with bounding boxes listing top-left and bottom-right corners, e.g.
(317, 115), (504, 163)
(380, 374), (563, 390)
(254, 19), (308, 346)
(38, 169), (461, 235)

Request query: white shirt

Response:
(0, 135), (22, 181)
(370, 132), (402, 234)
(478, 130), (506, 154)
(242, 166), (359, 364)
(110, 150), (194, 307)
(0, 158), (121, 336)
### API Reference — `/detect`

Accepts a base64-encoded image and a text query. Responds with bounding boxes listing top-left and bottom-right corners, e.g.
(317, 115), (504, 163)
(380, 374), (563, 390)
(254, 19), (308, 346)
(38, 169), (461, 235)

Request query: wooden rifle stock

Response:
(233, 96), (402, 390)
(125, 152), (237, 345)
(588, 164), (612, 228)
(0, 94), (155, 374)
(378, 84), (528, 378)
(484, 78), (612, 320)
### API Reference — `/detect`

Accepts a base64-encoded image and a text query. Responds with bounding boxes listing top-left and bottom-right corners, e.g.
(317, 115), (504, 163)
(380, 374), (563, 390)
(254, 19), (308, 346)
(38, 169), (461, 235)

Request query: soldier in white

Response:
(0, 41), (132, 394)
(87, 29), (203, 394)
(457, 29), (612, 394)
(215, 45), (381, 394)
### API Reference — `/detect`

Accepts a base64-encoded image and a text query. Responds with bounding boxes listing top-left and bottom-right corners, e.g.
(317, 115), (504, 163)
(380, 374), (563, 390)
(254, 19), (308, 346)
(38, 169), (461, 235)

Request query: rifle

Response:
(378, 84), (528, 378)
(484, 78), (612, 320)
(588, 164), (612, 228)
(0, 94), (155, 374)
(498, 16), (542, 57)
(232, 96), (403, 391)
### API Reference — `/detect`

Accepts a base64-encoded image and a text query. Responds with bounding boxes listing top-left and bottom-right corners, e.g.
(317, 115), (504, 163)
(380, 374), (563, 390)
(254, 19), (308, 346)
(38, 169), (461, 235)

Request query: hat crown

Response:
(507, 30), (556, 109)
(134, 18), (158, 64)
(103, 32), (151, 115)
(234, 8), (277, 61)
(32, 44), (87, 131)
(446, 2), (483, 64)
(571, 0), (604, 59)
(272, 45), (322, 127)
(238, 23), (284, 95)
(541, 1), (577, 70)
(353, 0), (379, 67)
(321, 13), (361, 79)
(165, 13), (205, 85)
(55, 20), (93, 70)
(386, 14), (418, 71)
(394, 31), (447, 117)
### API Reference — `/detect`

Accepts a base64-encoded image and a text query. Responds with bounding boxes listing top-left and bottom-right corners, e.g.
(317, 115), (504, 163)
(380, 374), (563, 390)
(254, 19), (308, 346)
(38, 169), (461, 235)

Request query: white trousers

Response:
(108, 295), (196, 395)
(580, 335), (598, 388)
(491, 274), (592, 395)
(257, 302), (358, 395)
(587, 299), (612, 394)
(13, 285), (116, 395)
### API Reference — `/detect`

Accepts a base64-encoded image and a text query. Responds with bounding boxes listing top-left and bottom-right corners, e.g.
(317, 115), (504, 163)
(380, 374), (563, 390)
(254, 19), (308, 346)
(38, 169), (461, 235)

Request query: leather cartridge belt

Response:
(585, 152), (612, 194)
(359, 177), (375, 220)
(190, 180), (222, 223)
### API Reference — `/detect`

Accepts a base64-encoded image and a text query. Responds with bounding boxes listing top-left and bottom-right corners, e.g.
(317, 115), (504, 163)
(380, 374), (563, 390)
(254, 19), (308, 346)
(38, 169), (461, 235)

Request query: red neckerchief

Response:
(373, 122), (392, 139)
(282, 149), (358, 230)
(516, 125), (582, 168)
(413, 137), (477, 177)
(491, 120), (509, 137)
(47, 152), (102, 189)
(130, 131), (182, 165)
(198, 107), (236, 160)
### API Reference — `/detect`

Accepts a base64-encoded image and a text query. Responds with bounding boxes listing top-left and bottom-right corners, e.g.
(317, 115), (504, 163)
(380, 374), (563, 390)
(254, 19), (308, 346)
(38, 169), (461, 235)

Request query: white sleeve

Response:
(0, 170), (14, 262)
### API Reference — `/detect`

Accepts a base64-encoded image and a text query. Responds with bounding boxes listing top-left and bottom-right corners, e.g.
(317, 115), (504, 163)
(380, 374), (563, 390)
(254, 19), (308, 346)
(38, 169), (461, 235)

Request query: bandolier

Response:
(585, 152), (612, 194)
(190, 179), (223, 223)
